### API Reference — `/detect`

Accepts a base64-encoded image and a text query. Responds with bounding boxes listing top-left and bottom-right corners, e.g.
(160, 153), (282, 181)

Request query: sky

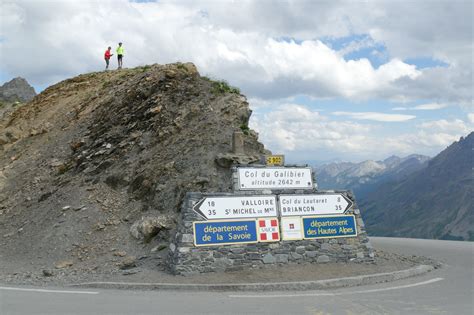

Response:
(0, 0), (472, 163)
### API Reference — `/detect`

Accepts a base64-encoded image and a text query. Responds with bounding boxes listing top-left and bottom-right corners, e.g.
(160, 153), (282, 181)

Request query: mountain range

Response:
(315, 154), (430, 199)
(315, 133), (473, 241)
(360, 132), (473, 241)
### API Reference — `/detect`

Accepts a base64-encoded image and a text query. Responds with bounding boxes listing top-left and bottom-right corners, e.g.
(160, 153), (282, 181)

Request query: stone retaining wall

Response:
(168, 190), (374, 275)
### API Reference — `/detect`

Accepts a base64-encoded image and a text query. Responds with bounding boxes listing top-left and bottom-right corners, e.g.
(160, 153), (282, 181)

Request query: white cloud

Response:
(250, 104), (473, 161)
(236, 40), (420, 100)
(184, 0), (473, 105)
(182, 1), (471, 66)
(419, 119), (472, 134)
(336, 36), (378, 57)
(383, 67), (473, 109)
(392, 103), (448, 111)
(0, 0), (470, 107)
(250, 104), (371, 154)
(415, 103), (448, 110)
(332, 111), (415, 122)
(247, 98), (274, 110)
(1, 0), (472, 162)
(468, 113), (474, 124)
(372, 118), (473, 154)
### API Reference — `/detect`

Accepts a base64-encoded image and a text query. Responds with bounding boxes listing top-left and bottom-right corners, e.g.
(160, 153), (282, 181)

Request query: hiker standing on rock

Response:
(116, 42), (124, 69)
(104, 46), (113, 70)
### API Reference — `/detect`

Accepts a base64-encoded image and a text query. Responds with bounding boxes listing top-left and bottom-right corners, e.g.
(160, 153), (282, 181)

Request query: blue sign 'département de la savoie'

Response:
(302, 215), (357, 239)
(194, 220), (258, 246)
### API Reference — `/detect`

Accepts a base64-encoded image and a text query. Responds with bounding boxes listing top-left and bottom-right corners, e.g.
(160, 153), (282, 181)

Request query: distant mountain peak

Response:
(383, 155), (400, 162)
(404, 154), (431, 162)
(347, 160), (385, 177)
(315, 153), (431, 199)
(0, 77), (36, 103)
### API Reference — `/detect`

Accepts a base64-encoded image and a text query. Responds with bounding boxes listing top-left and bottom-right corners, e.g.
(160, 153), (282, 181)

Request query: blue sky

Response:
(1, 0), (472, 162)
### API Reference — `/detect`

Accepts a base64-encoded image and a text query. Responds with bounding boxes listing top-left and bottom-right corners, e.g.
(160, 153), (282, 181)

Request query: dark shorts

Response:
(117, 54), (123, 60)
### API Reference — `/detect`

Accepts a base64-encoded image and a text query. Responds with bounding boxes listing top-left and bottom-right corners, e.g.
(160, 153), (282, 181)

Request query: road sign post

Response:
(281, 216), (303, 240)
(257, 218), (280, 242)
(193, 220), (258, 246)
(193, 195), (278, 220)
(237, 167), (313, 190)
(279, 193), (353, 216)
(302, 215), (357, 239)
(265, 155), (285, 166)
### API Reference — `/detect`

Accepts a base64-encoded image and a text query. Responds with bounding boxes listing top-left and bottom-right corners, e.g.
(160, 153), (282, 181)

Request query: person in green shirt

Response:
(116, 42), (124, 69)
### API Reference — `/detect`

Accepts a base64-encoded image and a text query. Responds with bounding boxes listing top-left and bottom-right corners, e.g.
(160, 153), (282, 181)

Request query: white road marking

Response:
(0, 286), (99, 295)
(229, 277), (444, 298)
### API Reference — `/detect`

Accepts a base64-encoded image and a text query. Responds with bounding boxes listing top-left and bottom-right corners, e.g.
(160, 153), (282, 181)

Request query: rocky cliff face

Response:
(361, 133), (474, 241)
(0, 63), (269, 277)
(0, 77), (36, 103)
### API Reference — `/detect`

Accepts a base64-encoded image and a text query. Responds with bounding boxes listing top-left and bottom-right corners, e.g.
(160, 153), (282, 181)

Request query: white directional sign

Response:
(279, 194), (353, 216)
(193, 195), (278, 220)
(237, 167), (313, 190)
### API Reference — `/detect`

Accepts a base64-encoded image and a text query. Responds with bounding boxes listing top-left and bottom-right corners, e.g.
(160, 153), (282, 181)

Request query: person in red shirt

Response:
(104, 47), (113, 70)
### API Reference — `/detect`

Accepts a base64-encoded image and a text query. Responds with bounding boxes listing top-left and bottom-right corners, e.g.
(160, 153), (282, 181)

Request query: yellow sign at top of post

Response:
(265, 155), (285, 166)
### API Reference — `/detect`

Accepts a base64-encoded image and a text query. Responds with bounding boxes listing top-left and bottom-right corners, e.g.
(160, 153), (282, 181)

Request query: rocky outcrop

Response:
(0, 63), (269, 275)
(130, 216), (175, 242)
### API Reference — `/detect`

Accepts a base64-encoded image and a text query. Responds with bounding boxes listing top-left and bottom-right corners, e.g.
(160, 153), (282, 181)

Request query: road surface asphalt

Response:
(0, 237), (472, 315)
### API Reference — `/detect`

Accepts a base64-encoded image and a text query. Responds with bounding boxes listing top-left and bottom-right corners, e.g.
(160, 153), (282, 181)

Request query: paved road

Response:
(1, 237), (472, 315)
